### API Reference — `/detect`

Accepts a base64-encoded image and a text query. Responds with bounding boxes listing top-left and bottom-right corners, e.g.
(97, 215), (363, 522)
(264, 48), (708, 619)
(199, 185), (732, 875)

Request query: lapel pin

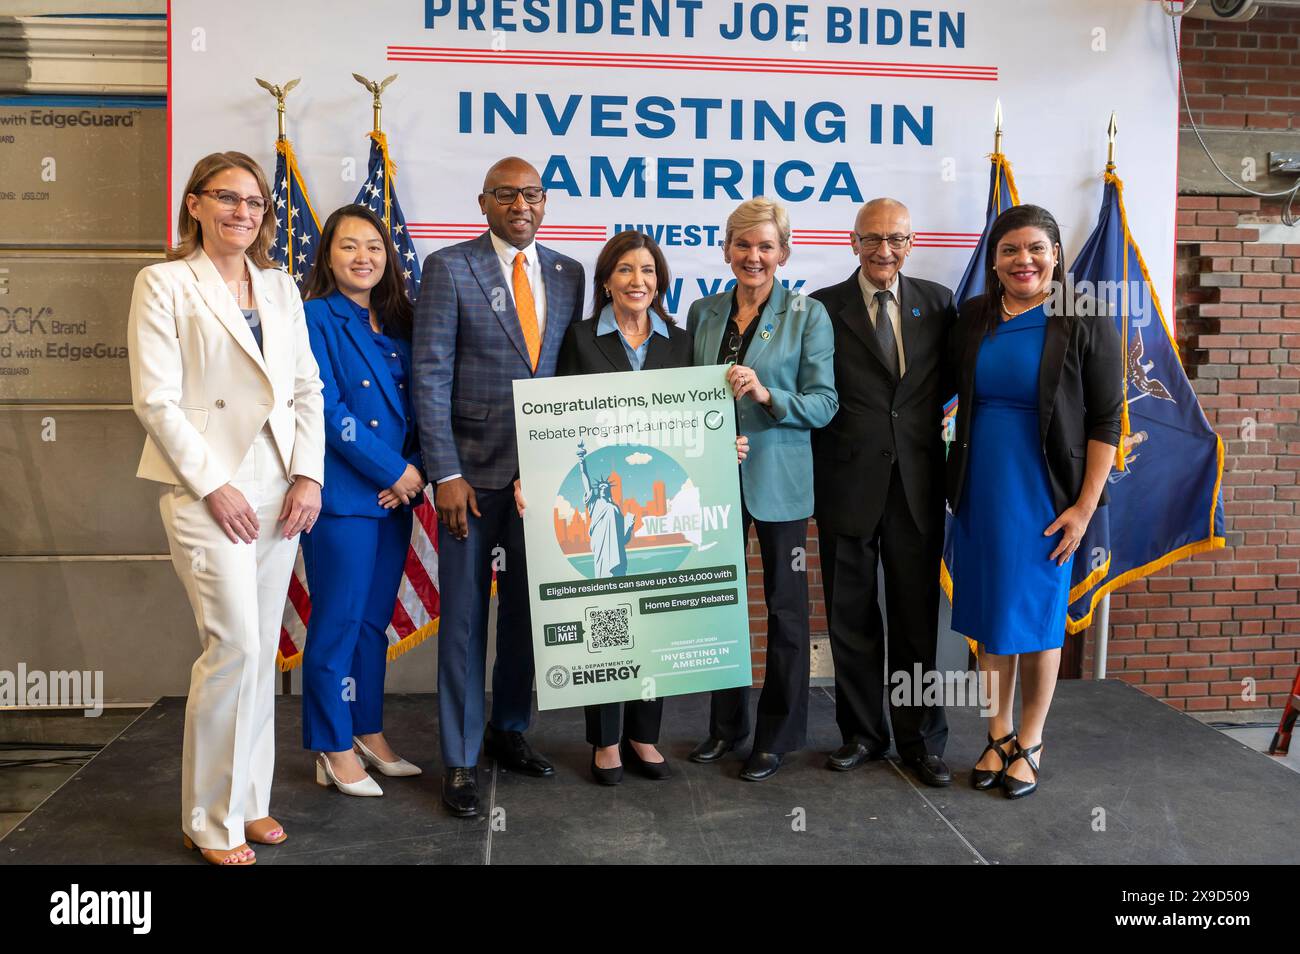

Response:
(760, 330), (771, 340)
(555, 263), (562, 270)
(911, 306), (921, 318)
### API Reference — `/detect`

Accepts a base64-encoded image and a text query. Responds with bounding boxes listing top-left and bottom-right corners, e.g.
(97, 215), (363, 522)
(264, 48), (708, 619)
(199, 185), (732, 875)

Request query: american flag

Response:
(278, 494), (441, 671)
(354, 130), (421, 298)
(269, 137), (322, 290)
(275, 128), (441, 671)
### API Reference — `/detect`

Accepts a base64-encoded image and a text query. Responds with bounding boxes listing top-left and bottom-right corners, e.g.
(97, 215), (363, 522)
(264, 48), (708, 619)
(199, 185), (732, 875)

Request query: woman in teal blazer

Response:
(685, 197), (837, 781)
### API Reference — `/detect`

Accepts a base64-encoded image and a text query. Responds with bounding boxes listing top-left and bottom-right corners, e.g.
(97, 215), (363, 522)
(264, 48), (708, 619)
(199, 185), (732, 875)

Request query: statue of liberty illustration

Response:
(578, 440), (636, 577)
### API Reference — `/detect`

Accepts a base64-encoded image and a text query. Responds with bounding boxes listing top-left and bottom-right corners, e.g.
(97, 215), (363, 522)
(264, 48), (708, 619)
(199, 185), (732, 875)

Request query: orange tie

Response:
(513, 252), (541, 371)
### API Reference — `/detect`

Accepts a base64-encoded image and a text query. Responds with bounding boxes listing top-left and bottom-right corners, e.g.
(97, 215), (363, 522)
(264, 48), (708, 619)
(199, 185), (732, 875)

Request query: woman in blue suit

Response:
(686, 197), (838, 782)
(300, 204), (426, 796)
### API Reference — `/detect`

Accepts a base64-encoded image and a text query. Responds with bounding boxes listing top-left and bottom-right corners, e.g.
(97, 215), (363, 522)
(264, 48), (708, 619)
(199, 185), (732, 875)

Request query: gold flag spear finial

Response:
(1107, 111), (1118, 167)
(255, 77), (300, 140)
(994, 98), (1003, 156)
(352, 72), (398, 133)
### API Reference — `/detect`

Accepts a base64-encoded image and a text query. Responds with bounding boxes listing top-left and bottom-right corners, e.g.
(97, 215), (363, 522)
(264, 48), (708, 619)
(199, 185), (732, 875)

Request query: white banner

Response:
(168, 0), (1179, 315)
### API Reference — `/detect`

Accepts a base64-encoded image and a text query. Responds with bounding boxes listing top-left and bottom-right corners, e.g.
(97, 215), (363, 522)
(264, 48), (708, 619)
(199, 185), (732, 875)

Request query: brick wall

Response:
(1177, 6), (1300, 131)
(1080, 7), (1300, 713)
(744, 522), (826, 686)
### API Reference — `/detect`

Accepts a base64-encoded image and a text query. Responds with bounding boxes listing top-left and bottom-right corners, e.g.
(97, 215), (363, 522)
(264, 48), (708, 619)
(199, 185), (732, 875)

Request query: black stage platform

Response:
(3, 681), (1296, 865)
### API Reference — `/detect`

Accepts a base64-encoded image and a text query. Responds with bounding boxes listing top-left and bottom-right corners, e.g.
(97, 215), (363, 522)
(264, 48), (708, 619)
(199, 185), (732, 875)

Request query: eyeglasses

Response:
(724, 331), (743, 367)
(855, 233), (912, 251)
(483, 186), (546, 205)
(197, 189), (269, 215)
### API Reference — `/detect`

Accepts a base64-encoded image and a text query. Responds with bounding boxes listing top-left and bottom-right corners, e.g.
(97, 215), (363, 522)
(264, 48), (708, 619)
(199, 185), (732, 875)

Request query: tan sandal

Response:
(245, 816), (287, 845)
(183, 834), (256, 866)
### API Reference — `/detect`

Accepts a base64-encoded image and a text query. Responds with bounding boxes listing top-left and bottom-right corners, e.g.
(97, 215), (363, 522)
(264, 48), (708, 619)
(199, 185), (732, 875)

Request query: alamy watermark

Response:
(1, 663), (103, 717)
(1042, 275), (1152, 325)
(890, 664), (999, 717)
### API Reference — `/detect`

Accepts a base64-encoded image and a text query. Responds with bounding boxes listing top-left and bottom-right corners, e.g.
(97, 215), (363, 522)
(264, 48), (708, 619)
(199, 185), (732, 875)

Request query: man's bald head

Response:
(482, 156), (540, 193)
(851, 197), (914, 287)
(478, 157), (546, 249)
(854, 198), (911, 235)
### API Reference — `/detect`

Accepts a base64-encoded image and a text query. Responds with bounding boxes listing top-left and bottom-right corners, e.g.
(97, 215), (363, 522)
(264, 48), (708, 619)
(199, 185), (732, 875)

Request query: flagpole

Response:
(255, 77), (301, 272)
(994, 98), (1002, 157)
(1094, 110), (1119, 682)
(352, 72), (398, 231)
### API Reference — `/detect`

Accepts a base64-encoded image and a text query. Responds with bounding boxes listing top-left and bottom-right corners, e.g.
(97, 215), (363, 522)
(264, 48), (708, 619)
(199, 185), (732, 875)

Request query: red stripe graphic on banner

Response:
(407, 223), (605, 230)
(792, 229), (980, 249)
(408, 224), (605, 239)
(387, 46), (997, 80)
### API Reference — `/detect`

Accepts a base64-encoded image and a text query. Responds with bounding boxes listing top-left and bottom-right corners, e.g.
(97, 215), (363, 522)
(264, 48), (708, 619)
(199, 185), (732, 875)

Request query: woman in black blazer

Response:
(549, 232), (688, 785)
(530, 231), (744, 784)
(946, 204), (1122, 799)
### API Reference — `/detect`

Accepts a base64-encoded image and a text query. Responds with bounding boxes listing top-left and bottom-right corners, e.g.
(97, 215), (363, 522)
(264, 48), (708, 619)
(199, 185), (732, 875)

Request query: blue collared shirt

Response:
(338, 292), (412, 420)
(596, 303), (669, 371)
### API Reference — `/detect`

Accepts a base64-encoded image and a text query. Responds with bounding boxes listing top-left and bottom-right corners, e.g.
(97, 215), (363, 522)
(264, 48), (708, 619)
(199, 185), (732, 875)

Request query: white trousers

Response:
(159, 428), (298, 850)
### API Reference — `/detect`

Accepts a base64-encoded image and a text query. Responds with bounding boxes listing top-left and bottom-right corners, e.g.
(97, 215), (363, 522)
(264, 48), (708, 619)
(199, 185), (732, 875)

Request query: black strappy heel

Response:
(1002, 740), (1043, 799)
(971, 730), (1017, 791)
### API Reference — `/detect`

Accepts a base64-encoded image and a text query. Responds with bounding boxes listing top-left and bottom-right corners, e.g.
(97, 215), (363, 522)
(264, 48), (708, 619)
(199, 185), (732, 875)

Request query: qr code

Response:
(587, 605), (632, 652)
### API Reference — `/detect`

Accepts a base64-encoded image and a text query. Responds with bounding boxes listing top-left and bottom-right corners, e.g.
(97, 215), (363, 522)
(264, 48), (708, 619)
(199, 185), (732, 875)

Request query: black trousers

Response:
(707, 504), (810, 754)
(820, 464), (948, 761)
(584, 699), (664, 748)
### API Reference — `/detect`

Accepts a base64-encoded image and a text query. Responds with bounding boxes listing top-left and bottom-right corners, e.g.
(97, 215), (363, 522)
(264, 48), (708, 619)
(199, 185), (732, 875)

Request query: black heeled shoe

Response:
(590, 747), (623, 786)
(1002, 740), (1043, 800)
(971, 730), (1017, 791)
(620, 738), (671, 780)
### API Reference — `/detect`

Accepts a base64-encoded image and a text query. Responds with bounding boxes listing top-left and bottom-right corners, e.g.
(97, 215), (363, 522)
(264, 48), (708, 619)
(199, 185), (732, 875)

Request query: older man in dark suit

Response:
(412, 157), (584, 816)
(810, 198), (957, 787)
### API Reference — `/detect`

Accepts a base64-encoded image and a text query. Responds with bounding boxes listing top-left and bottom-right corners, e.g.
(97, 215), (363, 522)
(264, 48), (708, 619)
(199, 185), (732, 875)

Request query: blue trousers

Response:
(437, 485), (535, 767)
(300, 509), (412, 752)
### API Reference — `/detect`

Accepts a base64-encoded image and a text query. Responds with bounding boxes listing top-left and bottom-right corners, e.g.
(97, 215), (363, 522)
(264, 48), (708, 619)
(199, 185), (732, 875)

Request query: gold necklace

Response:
(1000, 290), (1049, 318)
(618, 319), (650, 343)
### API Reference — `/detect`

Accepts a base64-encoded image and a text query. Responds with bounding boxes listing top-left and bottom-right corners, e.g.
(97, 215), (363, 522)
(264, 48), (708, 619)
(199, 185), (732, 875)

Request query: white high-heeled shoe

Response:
(353, 736), (423, 777)
(315, 753), (383, 796)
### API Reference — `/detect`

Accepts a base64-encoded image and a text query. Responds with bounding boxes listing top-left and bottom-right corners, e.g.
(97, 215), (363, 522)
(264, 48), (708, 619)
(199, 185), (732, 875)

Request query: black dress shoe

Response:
(620, 738), (671, 780)
(590, 748), (623, 786)
(826, 742), (890, 772)
(442, 766), (478, 817)
(903, 753), (953, 787)
(483, 725), (555, 777)
(688, 736), (737, 763)
(1002, 741), (1042, 800)
(740, 751), (783, 781)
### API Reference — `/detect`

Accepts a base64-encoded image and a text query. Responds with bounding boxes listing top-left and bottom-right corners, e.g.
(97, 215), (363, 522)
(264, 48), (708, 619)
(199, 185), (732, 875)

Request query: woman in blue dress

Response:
(299, 204), (426, 796)
(947, 205), (1122, 799)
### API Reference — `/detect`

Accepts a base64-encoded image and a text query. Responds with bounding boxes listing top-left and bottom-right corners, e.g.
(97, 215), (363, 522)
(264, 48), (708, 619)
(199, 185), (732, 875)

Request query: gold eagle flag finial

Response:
(254, 77), (300, 140)
(352, 72), (398, 133)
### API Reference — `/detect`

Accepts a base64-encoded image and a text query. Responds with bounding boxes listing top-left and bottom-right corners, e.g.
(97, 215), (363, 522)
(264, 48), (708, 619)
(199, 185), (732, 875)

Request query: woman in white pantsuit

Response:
(128, 151), (325, 866)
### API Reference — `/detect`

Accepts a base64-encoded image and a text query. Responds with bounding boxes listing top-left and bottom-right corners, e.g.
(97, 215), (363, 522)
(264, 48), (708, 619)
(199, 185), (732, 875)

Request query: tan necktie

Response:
(513, 252), (540, 371)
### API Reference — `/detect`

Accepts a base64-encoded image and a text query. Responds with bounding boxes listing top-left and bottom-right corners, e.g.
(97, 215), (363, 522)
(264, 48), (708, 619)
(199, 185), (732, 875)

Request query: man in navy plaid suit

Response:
(412, 157), (584, 816)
